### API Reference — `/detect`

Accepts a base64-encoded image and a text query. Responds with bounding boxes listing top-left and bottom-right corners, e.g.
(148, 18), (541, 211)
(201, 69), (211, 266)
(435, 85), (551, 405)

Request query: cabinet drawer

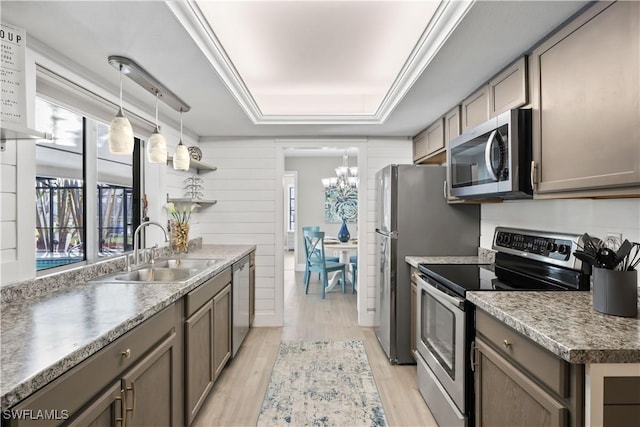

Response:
(8, 303), (180, 426)
(185, 268), (231, 317)
(476, 309), (569, 397)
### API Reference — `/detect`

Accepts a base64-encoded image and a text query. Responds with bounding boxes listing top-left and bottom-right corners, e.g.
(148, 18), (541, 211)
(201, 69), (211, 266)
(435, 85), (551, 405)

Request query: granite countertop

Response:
(0, 244), (254, 409)
(467, 291), (640, 364)
(405, 253), (494, 269)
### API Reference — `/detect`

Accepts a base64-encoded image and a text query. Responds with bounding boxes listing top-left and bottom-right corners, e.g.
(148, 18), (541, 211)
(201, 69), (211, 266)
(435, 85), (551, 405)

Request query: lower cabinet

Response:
(474, 309), (584, 427)
(212, 284), (231, 379)
(475, 337), (568, 427)
(184, 268), (232, 426)
(5, 303), (183, 427)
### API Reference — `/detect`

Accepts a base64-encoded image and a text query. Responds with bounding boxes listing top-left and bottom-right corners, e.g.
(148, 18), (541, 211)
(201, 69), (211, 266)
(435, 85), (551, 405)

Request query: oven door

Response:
(415, 273), (467, 412)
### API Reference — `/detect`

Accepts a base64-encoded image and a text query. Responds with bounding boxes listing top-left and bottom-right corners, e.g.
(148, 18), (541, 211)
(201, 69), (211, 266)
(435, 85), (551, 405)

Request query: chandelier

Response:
(322, 151), (358, 195)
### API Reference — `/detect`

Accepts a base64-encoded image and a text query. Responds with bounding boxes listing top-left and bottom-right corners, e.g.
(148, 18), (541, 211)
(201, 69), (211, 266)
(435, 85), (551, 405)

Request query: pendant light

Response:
(173, 109), (190, 171)
(108, 64), (134, 154)
(147, 90), (168, 163)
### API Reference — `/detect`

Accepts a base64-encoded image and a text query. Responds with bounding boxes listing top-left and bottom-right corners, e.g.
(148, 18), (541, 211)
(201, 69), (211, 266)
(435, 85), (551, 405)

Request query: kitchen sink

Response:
(89, 258), (219, 284)
(114, 267), (199, 282)
(153, 258), (218, 270)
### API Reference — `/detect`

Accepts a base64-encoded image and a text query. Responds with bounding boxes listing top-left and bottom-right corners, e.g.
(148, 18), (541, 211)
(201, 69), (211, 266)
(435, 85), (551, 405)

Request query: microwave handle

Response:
(484, 130), (499, 182)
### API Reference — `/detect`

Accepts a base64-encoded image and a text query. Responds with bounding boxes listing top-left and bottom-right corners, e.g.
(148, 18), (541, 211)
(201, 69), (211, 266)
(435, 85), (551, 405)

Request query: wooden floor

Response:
(192, 252), (438, 427)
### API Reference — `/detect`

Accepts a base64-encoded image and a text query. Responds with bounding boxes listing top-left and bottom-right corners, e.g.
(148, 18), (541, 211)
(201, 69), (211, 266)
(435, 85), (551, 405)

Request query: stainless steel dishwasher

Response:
(232, 255), (250, 357)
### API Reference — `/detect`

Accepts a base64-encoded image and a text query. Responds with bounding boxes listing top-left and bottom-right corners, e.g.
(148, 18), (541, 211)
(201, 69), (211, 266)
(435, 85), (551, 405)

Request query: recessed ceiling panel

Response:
(196, 0), (440, 116)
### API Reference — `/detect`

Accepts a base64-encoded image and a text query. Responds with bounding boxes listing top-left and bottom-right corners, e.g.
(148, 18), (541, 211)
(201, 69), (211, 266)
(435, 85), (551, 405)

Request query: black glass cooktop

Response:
(417, 262), (585, 298)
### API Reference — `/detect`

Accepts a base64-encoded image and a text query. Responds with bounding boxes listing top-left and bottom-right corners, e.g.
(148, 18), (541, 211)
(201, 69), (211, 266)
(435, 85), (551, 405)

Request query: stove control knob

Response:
(558, 244), (569, 255)
(546, 241), (558, 252)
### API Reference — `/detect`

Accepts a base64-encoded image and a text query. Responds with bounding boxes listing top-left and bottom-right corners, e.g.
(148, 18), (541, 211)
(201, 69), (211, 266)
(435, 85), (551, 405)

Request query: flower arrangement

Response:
(164, 202), (199, 253)
(164, 202), (199, 224)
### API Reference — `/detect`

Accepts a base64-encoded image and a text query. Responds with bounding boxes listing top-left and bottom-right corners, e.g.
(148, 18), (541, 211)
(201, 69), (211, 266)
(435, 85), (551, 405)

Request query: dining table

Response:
(323, 239), (357, 292)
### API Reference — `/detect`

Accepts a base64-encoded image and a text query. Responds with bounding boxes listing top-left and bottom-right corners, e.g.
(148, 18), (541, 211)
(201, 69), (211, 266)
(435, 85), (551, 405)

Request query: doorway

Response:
(275, 141), (368, 326)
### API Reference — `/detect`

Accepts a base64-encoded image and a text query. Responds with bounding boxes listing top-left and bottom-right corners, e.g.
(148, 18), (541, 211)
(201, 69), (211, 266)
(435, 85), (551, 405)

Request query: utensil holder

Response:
(592, 267), (638, 317)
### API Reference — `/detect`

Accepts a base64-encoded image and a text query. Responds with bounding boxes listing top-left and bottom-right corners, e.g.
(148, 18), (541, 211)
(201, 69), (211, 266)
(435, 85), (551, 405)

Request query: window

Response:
(96, 121), (134, 257)
(35, 98), (139, 271)
(35, 99), (85, 271)
(288, 185), (296, 232)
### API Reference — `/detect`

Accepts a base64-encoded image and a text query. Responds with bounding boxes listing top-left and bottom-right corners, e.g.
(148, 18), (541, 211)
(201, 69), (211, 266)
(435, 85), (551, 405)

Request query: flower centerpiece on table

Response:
(164, 202), (199, 253)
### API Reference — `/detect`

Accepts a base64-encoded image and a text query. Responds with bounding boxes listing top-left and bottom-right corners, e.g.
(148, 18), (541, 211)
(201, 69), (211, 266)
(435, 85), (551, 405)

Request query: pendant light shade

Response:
(108, 65), (134, 154)
(173, 110), (190, 171)
(147, 91), (167, 163)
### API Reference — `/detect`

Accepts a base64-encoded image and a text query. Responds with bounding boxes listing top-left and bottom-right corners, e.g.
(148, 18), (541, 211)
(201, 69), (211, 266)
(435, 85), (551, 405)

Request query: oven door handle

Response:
(415, 273), (465, 310)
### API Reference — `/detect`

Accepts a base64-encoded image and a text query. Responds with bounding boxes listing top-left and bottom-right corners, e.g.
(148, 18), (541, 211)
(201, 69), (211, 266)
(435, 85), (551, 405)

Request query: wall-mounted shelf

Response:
(1, 123), (52, 151)
(166, 194), (217, 206)
(167, 156), (217, 173)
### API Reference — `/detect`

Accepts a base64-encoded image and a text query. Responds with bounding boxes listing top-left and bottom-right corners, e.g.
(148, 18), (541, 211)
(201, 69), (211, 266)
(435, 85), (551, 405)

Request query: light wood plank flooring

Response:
(192, 252), (437, 426)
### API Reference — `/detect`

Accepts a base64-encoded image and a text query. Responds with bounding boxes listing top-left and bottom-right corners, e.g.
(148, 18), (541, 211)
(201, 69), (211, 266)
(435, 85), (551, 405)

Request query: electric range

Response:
(414, 227), (591, 427)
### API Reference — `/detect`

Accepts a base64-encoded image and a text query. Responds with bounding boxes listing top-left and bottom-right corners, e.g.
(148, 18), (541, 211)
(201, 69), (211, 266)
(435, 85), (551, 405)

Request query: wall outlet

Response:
(606, 232), (623, 248)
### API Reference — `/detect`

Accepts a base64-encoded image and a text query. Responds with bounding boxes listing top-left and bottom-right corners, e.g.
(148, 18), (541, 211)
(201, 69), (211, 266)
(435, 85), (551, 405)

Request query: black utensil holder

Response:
(592, 268), (638, 317)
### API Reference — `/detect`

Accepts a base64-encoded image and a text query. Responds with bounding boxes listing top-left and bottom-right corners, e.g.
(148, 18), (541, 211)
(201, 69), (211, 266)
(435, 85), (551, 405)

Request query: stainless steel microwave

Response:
(446, 109), (532, 199)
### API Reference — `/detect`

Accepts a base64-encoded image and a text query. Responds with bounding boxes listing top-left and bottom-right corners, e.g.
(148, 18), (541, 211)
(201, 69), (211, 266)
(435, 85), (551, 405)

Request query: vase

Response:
(171, 221), (190, 254)
(338, 219), (350, 243)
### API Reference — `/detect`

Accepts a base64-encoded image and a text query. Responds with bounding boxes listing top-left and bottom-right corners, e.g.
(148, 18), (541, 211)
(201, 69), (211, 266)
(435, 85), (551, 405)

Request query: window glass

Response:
(96, 121), (134, 256)
(35, 99), (85, 270)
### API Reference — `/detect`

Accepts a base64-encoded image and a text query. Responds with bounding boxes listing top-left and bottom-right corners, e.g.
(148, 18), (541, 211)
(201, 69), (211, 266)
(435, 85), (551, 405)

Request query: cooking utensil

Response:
(573, 250), (598, 267)
(615, 240), (633, 270)
(596, 248), (619, 270)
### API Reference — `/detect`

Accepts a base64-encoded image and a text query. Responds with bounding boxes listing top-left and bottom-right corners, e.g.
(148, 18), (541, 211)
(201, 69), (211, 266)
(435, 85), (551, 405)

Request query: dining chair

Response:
(304, 230), (346, 298)
(302, 226), (338, 284)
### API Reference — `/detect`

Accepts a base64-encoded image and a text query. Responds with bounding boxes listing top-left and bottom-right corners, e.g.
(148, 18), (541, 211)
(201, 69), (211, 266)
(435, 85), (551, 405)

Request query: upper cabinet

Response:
(413, 117), (445, 164)
(489, 57), (528, 118)
(443, 105), (461, 144)
(529, 1), (640, 197)
(461, 86), (489, 132)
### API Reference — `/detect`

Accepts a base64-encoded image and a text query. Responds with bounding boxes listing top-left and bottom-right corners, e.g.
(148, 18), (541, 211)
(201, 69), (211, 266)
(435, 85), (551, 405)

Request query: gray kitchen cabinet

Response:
(529, 1), (640, 197)
(184, 300), (215, 426)
(489, 56), (527, 118)
(183, 267), (232, 426)
(120, 332), (180, 426)
(603, 377), (640, 427)
(444, 105), (461, 144)
(213, 283), (232, 379)
(475, 309), (584, 427)
(413, 118), (445, 164)
(461, 86), (489, 132)
(6, 303), (183, 427)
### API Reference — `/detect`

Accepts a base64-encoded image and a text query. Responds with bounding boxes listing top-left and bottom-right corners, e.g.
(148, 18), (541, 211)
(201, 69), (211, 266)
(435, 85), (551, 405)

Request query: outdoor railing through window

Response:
(35, 177), (85, 270)
(98, 184), (133, 256)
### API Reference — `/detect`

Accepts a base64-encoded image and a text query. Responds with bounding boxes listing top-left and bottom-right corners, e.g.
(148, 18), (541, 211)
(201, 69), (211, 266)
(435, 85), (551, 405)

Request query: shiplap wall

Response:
(199, 137), (412, 327)
(0, 141), (19, 282)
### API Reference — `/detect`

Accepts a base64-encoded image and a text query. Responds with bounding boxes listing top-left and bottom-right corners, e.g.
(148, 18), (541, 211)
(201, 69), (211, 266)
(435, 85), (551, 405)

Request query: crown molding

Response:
(166, 0), (474, 125)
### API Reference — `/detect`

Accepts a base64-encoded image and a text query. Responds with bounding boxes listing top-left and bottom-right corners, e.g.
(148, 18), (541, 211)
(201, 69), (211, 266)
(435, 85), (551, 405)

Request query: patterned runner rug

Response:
(257, 340), (388, 427)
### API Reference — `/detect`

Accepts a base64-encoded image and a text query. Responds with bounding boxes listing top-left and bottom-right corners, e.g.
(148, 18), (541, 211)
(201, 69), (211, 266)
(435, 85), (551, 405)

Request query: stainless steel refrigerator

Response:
(374, 164), (480, 364)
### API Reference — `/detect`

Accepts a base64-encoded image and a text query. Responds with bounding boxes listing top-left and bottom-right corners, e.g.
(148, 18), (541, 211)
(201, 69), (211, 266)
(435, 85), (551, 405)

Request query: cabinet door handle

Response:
(121, 348), (131, 359)
(125, 381), (136, 420)
(530, 160), (536, 191)
(470, 340), (477, 372)
(503, 339), (512, 348)
(115, 389), (127, 427)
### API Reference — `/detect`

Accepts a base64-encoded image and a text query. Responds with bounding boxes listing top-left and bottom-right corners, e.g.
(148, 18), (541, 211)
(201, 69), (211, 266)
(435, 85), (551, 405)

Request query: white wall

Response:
(199, 137), (413, 327)
(481, 198), (640, 286)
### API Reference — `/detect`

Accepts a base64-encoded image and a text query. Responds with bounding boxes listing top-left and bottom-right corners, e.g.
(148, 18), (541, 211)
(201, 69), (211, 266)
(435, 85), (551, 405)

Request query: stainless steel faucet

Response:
(133, 221), (169, 266)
